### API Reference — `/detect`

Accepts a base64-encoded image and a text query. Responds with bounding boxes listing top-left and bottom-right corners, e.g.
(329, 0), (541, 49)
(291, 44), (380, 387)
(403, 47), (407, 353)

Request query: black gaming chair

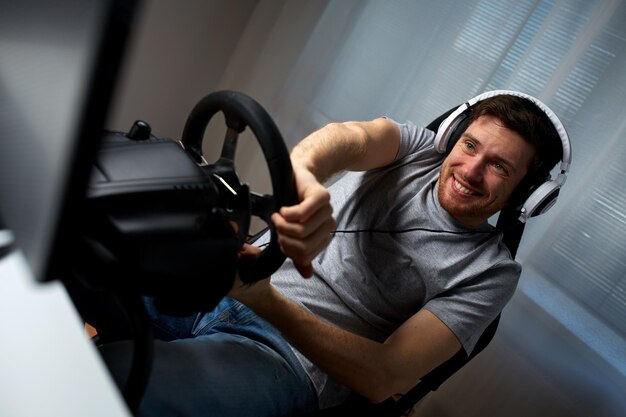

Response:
(299, 108), (527, 417)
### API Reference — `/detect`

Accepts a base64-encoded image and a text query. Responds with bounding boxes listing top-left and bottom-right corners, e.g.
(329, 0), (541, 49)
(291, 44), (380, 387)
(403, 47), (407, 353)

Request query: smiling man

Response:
(438, 114), (536, 226)
(227, 92), (565, 411)
(92, 92), (567, 417)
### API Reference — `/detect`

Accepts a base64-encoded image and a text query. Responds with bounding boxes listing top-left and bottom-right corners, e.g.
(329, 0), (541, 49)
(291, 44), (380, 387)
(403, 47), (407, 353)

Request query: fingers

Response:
(274, 223), (334, 277)
(280, 165), (331, 217)
(279, 184), (330, 223)
(272, 194), (336, 278)
(271, 164), (336, 277)
(238, 243), (261, 259)
(275, 201), (333, 239)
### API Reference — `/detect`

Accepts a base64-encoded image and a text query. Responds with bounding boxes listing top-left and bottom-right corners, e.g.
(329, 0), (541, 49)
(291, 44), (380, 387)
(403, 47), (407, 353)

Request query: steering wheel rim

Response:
(180, 90), (298, 282)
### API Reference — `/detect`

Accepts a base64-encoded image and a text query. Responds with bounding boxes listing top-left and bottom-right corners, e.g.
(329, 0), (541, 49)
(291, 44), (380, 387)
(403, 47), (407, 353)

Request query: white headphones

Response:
(434, 90), (572, 223)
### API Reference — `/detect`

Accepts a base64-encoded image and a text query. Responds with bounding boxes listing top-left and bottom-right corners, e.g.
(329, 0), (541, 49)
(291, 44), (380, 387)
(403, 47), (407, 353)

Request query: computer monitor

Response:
(0, 0), (138, 281)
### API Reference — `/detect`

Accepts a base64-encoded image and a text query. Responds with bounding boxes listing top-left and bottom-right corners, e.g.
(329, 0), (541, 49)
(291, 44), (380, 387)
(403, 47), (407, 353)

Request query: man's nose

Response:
(462, 157), (484, 183)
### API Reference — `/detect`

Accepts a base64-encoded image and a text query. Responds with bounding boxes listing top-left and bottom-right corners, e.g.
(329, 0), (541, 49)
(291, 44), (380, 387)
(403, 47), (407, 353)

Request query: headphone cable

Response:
(331, 226), (499, 236)
(251, 224), (512, 249)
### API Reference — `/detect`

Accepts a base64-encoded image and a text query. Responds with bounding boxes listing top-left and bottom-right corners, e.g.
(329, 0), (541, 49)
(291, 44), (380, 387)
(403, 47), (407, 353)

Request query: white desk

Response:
(0, 232), (131, 417)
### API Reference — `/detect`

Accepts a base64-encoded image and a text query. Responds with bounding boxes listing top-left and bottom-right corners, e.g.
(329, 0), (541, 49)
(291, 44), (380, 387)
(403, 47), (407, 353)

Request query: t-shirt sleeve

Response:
(423, 260), (521, 355)
(385, 117), (437, 161)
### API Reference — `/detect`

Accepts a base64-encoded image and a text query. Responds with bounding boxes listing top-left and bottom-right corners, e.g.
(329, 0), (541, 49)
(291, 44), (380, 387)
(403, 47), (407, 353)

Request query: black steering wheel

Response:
(180, 90), (298, 283)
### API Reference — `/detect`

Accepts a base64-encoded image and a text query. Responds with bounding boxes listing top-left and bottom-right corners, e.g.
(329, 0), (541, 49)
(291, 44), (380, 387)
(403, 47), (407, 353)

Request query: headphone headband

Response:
(433, 90), (572, 222)
(466, 90), (571, 171)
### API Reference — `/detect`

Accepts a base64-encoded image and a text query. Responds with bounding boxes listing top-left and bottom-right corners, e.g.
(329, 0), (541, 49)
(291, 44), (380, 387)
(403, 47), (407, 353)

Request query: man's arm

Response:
(274, 118), (401, 277)
(231, 119), (459, 402)
(289, 117), (401, 182)
(229, 274), (461, 404)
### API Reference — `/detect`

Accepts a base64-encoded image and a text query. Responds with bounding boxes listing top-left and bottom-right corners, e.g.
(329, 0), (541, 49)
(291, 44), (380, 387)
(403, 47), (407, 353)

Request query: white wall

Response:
(108, 0), (259, 139)
(108, 0), (329, 197)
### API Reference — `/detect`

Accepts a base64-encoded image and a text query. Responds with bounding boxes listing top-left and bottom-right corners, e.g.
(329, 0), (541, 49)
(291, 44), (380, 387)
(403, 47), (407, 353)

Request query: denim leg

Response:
(100, 297), (318, 417)
(140, 296), (203, 341)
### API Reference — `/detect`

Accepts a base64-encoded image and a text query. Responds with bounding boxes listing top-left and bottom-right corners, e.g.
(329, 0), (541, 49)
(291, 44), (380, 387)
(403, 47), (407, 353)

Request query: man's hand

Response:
(272, 165), (336, 277)
(273, 118), (399, 277)
(228, 244), (272, 308)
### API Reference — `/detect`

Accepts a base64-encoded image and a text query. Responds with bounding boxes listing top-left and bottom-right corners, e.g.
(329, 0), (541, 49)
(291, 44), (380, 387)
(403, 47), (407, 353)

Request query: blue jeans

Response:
(98, 296), (318, 417)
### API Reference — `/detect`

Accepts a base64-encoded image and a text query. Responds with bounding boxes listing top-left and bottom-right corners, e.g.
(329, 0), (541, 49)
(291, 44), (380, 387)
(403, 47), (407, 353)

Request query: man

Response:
(100, 92), (564, 416)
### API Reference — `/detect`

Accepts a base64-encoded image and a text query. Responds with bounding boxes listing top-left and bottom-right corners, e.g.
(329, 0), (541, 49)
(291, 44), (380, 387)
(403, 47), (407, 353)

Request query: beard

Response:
(437, 166), (502, 226)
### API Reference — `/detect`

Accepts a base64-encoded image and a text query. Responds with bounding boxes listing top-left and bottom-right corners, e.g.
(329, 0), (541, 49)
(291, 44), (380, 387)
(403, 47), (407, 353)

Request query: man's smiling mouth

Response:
(453, 176), (480, 196)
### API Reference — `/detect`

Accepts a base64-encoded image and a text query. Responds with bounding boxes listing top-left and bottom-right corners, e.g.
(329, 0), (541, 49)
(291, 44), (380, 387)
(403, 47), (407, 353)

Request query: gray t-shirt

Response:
(269, 119), (521, 407)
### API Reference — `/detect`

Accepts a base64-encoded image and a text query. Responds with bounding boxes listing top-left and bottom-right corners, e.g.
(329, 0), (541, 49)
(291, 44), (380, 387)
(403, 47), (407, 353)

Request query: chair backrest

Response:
(301, 109), (527, 417)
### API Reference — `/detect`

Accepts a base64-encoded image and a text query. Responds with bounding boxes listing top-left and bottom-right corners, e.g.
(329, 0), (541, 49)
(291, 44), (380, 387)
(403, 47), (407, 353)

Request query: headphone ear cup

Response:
(518, 179), (561, 222)
(435, 108), (471, 154)
(445, 116), (470, 154)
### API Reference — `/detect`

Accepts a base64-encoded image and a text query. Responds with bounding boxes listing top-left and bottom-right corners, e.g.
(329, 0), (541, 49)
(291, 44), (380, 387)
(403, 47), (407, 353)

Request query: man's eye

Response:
(492, 162), (508, 174)
(464, 141), (475, 151)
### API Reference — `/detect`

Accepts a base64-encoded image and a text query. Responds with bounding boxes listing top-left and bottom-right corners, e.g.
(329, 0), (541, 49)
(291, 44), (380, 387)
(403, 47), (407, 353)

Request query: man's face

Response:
(438, 115), (536, 227)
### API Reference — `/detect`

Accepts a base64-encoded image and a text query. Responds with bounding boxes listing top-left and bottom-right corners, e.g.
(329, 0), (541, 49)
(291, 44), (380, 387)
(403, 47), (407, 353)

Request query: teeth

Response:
(454, 178), (475, 195)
